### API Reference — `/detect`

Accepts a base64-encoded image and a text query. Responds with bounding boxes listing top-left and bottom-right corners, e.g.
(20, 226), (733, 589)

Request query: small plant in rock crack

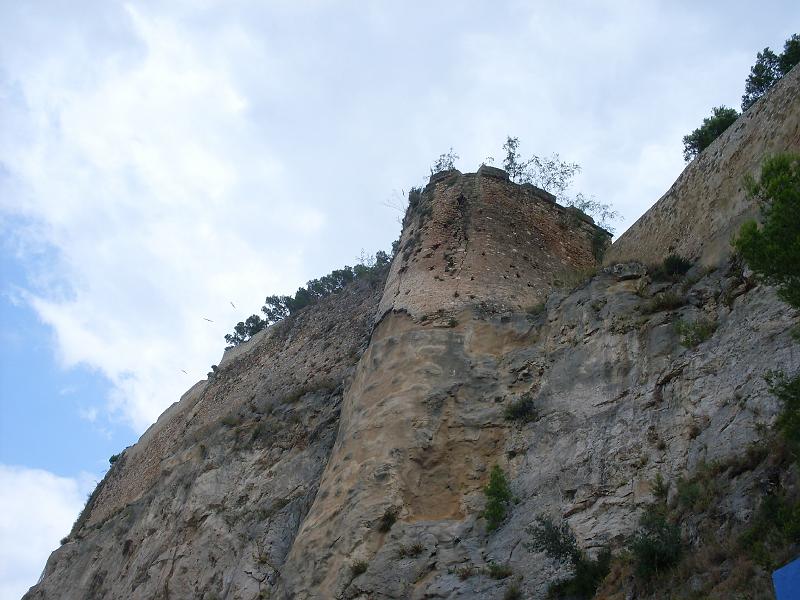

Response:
(504, 393), (537, 423)
(351, 560), (368, 576)
(377, 506), (399, 533)
(675, 317), (717, 347)
(486, 562), (513, 579)
(396, 542), (424, 558)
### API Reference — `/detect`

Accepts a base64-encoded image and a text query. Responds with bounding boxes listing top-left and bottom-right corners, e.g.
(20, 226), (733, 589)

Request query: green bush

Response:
(650, 254), (693, 281)
(108, 453), (121, 465)
(734, 153), (800, 309)
(766, 371), (800, 458)
(486, 562), (513, 579)
(525, 515), (611, 599)
(642, 291), (686, 314)
(628, 506), (682, 581)
(504, 394), (537, 423)
(484, 465), (512, 531)
(675, 317), (717, 347)
(682, 106), (739, 162)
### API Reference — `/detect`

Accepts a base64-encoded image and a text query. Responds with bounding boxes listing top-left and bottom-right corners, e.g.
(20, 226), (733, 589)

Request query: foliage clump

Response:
(650, 254), (693, 281)
(682, 106), (739, 162)
(483, 465), (512, 531)
(430, 148), (459, 174)
(675, 317), (717, 348)
(734, 153), (800, 309)
(504, 394), (537, 423)
(766, 370), (800, 460)
(501, 136), (618, 231)
(525, 515), (611, 599)
(742, 34), (800, 111)
(377, 506), (399, 533)
(225, 251), (391, 347)
(628, 506), (683, 581)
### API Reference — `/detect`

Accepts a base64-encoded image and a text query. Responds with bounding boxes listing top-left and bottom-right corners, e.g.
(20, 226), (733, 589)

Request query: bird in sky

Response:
(230, 301), (236, 309)
(203, 317), (214, 322)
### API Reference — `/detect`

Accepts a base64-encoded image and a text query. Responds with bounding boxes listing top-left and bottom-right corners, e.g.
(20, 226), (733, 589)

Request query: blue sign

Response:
(774, 556), (800, 600)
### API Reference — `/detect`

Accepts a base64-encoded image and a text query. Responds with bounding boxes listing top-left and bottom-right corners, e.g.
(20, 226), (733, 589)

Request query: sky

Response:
(0, 1), (797, 597)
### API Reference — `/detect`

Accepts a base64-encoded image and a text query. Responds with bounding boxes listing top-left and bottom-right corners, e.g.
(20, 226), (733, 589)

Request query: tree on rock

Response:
(682, 106), (739, 162)
(734, 152), (800, 309)
(742, 34), (800, 112)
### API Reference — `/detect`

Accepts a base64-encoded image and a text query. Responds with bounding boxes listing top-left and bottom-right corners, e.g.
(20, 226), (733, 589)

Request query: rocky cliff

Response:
(24, 74), (800, 600)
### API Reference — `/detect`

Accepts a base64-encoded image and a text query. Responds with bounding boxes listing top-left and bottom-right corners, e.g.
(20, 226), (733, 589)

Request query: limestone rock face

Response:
(23, 80), (800, 599)
(606, 64), (800, 267)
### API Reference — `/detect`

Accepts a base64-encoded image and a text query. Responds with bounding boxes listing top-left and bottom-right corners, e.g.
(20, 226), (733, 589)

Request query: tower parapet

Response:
(378, 165), (609, 319)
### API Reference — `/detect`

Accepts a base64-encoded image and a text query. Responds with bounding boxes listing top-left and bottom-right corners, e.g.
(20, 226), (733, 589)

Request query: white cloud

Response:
(1, 4), (323, 430)
(0, 465), (96, 600)
(1, 1), (797, 433)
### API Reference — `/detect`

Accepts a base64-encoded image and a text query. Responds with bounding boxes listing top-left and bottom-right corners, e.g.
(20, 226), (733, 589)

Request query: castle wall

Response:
(606, 64), (800, 267)
(378, 166), (608, 320)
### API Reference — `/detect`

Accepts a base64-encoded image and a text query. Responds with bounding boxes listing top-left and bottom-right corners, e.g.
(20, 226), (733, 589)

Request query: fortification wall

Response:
(606, 64), (800, 267)
(81, 277), (384, 527)
(378, 166), (609, 320)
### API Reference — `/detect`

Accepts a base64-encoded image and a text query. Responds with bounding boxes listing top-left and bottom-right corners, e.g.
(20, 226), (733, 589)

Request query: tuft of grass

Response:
(397, 542), (424, 558)
(651, 254), (693, 282)
(504, 394), (537, 423)
(351, 560), (368, 577)
(642, 291), (685, 314)
(503, 583), (522, 600)
(675, 317), (717, 347)
(456, 565), (476, 580)
(377, 506), (399, 533)
(486, 562), (513, 579)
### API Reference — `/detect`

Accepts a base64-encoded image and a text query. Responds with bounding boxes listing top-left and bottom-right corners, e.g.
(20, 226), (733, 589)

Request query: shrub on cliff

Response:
(628, 506), (683, 580)
(682, 106), (739, 162)
(525, 515), (611, 598)
(734, 153), (800, 309)
(483, 465), (512, 531)
(742, 34), (800, 111)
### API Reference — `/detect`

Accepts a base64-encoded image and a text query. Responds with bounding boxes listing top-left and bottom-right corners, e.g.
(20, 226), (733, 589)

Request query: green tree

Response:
(430, 148), (459, 174)
(742, 34), (800, 111)
(682, 106), (739, 162)
(742, 48), (781, 111)
(502, 136), (618, 231)
(778, 34), (800, 76)
(483, 465), (512, 531)
(734, 153), (800, 309)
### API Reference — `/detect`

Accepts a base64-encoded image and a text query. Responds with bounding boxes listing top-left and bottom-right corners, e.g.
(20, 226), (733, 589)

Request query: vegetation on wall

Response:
(483, 465), (512, 531)
(499, 136), (618, 231)
(742, 34), (800, 111)
(525, 515), (611, 599)
(682, 106), (739, 162)
(734, 152), (800, 309)
(224, 251), (391, 348)
(683, 33), (798, 162)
